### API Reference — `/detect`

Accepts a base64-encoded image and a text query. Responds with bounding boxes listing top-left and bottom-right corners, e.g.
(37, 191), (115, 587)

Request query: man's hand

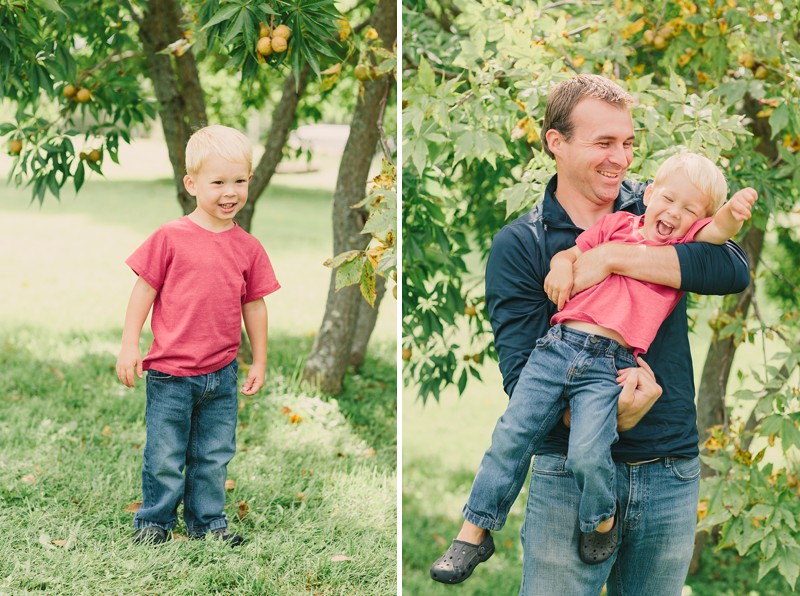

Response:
(562, 357), (661, 431)
(615, 357), (662, 431)
(116, 344), (143, 388)
(241, 362), (266, 396)
(570, 244), (613, 297)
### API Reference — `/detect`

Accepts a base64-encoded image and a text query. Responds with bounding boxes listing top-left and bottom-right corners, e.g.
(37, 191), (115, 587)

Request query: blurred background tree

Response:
(402, 0), (800, 588)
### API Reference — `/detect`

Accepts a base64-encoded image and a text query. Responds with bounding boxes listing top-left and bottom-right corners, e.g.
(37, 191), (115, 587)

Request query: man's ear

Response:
(545, 129), (563, 156)
(183, 174), (196, 196)
(643, 183), (654, 206)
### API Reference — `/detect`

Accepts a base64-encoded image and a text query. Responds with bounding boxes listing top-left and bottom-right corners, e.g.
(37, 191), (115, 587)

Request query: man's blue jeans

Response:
(133, 360), (238, 536)
(464, 324), (637, 533)
(520, 453), (700, 595)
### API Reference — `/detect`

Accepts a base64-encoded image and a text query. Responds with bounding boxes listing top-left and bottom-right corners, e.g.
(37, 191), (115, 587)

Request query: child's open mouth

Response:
(220, 202), (237, 213)
(656, 220), (674, 238)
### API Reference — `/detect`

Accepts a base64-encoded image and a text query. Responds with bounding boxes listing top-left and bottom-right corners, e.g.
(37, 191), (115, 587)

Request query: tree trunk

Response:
(302, 0), (397, 394)
(236, 66), (310, 232)
(349, 274), (387, 369)
(689, 92), (776, 574)
(135, 0), (207, 214)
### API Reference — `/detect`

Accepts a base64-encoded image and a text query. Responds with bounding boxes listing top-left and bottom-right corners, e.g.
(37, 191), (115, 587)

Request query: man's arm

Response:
(572, 239), (750, 297)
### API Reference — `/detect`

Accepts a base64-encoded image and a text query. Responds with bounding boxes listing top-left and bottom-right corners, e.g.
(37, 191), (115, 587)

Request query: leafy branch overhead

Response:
(324, 159), (397, 307)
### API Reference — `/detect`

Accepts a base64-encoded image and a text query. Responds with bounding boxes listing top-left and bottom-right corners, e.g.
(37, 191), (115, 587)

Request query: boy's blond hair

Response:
(652, 152), (727, 215)
(185, 125), (253, 177)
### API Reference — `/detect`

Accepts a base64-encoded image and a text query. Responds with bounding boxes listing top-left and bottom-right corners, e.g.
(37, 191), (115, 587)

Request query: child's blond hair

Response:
(653, 152), (727, 215)
(185, 125), (253, 177)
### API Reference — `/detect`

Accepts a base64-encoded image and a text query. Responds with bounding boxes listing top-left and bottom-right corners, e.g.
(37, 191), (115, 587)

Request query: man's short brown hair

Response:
(541, 75), (635, 158)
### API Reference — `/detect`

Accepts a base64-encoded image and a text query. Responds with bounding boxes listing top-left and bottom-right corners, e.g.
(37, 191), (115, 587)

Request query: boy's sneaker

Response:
(132, 526), (169, 545)
(192, 528), (245, 547)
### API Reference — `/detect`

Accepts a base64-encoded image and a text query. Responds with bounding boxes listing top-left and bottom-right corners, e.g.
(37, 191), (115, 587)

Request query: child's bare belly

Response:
(561, 320), (632, 349)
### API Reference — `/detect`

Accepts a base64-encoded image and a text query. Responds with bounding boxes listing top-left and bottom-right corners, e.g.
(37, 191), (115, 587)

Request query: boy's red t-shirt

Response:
(550, 211), (711, 355)
(126, 216), (280, 376)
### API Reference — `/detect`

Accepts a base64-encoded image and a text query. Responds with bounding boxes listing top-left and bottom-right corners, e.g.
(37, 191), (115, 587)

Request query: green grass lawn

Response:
(0, 178), (397, 595)
(402, 307), (794, 596)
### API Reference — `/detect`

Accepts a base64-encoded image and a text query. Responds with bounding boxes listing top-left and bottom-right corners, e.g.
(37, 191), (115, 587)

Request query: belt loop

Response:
(552, 324), (563, 340)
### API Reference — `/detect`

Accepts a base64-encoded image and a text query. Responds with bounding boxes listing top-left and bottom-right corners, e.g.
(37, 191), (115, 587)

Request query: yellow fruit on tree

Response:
(259, 22), (271, 37)
(643, 29), (654, 44)
(464, 305), (477, 317)
(257, 36), (273, 56)
(63, 84), (77, 99)
(272, 24), (291, 40)
(402, 348), (412, 361)
(738, 53), (755, 69)
(9, 139), (22, 155)
(653, 35), (667, 50)
(89, 149), (101, 163)
(76, 88), (92, 103)
(392, 284), (397, 299)
(271, 36), (288, 53)
(354, 64), (370, 81)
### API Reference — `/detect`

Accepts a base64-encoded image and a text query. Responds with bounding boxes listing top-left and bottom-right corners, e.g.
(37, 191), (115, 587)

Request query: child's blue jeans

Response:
(463, 324), (638, 533)
(133, 359), (239, 536)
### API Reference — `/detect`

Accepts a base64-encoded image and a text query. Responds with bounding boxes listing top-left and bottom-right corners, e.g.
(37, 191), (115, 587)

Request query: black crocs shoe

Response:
(132, 526), (169, 545)
(192, 528), (245, 547)
(579, 505), (620, 565)
(430, 533), (495, 584)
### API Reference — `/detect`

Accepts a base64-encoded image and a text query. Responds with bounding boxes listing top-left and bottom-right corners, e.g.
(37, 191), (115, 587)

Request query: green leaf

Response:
(359, 259), (376, 307)
(769, 103), (790, 137)
(324, 249), (361, 269)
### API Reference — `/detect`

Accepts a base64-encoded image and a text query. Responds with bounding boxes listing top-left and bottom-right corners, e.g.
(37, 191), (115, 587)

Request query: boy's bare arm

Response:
(116, 277), (157, 388)
(694, 187), (757, 245)
(241, 298), (268, 396)
(544, 245), (582, 310)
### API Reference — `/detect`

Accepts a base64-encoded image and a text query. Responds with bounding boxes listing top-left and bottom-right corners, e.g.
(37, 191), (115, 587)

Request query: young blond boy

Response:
(431, 153), (756, 582)
(116, 125), (280, 546)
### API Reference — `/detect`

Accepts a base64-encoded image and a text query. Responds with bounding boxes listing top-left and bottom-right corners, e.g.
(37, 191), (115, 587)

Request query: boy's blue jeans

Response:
(463, 324), (637, 533)
(134, 359), (238, 536)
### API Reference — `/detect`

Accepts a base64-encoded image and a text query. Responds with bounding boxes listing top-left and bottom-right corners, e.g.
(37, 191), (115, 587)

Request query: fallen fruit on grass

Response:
(754, 65), (768, 79)
(257, 36), (272, 56)
(9, 139), (22, 155)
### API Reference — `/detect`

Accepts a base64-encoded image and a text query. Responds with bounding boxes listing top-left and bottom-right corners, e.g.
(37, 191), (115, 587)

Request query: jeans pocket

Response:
(147, 369), (175, 381)
(531, 453), (570, 477)
(668, 457), (700, 481)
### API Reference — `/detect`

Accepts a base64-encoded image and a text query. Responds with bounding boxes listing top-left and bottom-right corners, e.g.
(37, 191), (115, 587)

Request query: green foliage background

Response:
(402, 0), (800, 589)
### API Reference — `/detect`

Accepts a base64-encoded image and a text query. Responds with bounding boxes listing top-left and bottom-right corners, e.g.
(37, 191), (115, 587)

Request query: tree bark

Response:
(302, 0), (396, 393)
(689, 92), (776, 574)
(135, 0), (207, 215)
(236, 66), (310, 232)
(349, 274), (387, 369)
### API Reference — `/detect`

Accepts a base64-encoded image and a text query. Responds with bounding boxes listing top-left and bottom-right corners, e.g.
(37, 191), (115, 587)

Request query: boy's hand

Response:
(727, 187), (757, 221)
(116, 345), (143, 388)
(543, 263), (574, 311)
(241, 362), (266, 396)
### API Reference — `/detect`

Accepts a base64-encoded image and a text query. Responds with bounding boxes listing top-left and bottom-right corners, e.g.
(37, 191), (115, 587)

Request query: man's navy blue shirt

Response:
(486, 175), (750, 461)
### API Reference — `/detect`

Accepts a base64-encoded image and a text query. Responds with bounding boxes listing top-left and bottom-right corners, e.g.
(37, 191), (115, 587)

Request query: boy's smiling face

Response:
(183, 154), (252, 231)
(641, 174), (710, 243)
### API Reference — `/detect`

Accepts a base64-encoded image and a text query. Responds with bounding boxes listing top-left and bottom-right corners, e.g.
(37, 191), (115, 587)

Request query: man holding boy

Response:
(484, 75), (749, 593)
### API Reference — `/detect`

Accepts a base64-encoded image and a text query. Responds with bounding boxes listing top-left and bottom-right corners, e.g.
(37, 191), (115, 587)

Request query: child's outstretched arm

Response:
(116, 277), (157, 388)
(241, 298), (268, 396)
(544, 245), (583, 310)
(695, 187), (758, 244)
